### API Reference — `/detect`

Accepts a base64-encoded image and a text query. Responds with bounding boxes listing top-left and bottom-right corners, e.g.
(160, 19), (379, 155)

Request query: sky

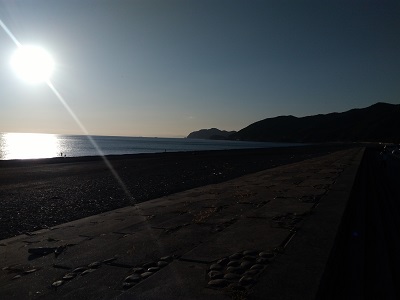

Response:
(0, 0), (399, 137)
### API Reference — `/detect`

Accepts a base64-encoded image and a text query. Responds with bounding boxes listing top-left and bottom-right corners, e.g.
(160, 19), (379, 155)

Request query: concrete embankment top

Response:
(0, 148), (364, 299)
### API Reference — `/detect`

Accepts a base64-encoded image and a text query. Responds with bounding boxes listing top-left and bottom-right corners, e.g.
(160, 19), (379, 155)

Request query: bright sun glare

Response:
(10, 45), (54, 84)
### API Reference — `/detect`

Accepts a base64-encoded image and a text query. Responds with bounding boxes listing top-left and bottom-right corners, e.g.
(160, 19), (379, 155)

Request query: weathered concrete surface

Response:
(249, 148), (365, 300)
(0, 148), (363, 299)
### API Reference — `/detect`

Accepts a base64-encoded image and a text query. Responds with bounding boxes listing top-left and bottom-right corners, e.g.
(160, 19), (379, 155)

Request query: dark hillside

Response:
(230, 103), (400, 143)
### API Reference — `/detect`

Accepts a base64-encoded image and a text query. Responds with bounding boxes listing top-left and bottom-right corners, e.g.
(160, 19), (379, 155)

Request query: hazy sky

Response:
(0, 0), (399, 137)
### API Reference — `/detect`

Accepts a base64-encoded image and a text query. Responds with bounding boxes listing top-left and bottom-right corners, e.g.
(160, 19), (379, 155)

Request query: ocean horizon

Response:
(0, 132), (303, 160)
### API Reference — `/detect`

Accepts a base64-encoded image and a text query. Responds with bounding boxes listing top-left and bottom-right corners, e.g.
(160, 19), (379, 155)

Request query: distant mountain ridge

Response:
(187, 103), (400, 143)
(231, 102), (400, 143)
(187, 128), (236, 140)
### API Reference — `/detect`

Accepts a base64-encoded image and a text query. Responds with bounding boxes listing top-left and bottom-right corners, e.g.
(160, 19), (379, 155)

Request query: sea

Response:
(0, 132), (301, 160)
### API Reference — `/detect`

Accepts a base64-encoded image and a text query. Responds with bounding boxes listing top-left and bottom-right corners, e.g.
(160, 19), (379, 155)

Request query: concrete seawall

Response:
(0, 148), (364, 299)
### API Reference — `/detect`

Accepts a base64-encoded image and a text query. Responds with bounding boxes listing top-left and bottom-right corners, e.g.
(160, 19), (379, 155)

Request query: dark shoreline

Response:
(0, 144), (353, 240)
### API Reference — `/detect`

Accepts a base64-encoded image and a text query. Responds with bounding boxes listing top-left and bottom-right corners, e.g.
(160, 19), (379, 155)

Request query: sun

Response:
(10, 45), (54, 84)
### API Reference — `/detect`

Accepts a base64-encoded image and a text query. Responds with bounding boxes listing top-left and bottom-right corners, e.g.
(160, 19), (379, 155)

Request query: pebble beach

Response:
(0, 145), (348, 240)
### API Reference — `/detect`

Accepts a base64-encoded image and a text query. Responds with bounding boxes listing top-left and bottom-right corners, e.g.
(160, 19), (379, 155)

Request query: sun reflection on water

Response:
(0, 133), (60, 160)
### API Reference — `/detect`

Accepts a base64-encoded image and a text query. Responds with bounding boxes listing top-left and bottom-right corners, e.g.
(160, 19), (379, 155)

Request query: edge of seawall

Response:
(249, 147), (365, 299)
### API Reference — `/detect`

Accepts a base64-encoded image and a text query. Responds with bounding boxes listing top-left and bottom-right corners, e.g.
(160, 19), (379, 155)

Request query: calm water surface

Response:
(0, 132), (301, 160)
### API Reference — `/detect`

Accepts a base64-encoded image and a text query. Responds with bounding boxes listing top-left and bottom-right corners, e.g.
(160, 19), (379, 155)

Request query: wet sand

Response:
(0, 144), (350, 240)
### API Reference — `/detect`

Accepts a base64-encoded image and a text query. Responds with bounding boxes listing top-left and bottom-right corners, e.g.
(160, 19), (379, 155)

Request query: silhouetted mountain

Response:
(230, 102), (400, 143)
(187, 128), (236, 140)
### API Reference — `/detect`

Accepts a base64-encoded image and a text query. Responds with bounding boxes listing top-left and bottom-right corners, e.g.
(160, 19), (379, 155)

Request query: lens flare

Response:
(11, 45), (54, 84)
(0, 17), (169, 270)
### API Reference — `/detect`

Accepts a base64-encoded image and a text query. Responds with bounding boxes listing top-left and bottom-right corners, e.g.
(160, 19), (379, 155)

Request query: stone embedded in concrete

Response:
(217, 257), (229, 265)
(88, 261), (102, 269)
(208, 279), (229, 287)
(159, 256), (173, 262)
(239, 276), (255, 285)
(124, 274), (141, 283)
(141, 272), (153, 279)
(52, 280), (63, 287)
(157, 261), (168, 268)
(243, 250), (258, 256)
(224, 273), (240, 280)
(208, 271), (223, 279)
(240, 261), (253, 269)
(81, 269), (96, 276)
(147, 267), (160, 272)
(116, 260), (227, 300)
(229, 253), (243, 260)
(102, 257), (118, 264)
(209, 263), (222, 271)
(143, 262), (157, 268)
(72, 267), (87, 273)
(227, 260), (240, 267)
(131, 267), (145, 274)
(24, 268), (37, 274)
(250, 264), (264, 270)
(62, 273), (77, 280)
